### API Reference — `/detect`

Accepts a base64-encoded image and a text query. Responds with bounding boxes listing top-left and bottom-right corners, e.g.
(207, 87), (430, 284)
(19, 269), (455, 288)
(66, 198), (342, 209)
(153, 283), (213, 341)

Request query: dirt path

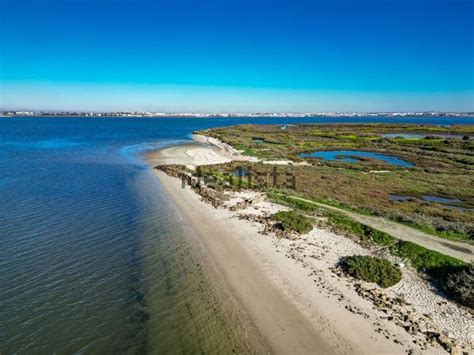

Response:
(285, 195), (474, 263)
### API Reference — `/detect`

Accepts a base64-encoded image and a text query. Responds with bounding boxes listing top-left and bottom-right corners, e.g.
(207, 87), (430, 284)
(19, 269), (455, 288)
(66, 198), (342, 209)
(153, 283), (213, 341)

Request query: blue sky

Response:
(1, 0), (473, 112)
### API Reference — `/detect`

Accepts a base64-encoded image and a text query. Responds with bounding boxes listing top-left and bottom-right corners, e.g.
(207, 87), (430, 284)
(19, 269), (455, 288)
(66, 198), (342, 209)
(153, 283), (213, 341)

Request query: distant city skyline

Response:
(1, 0), (473, 112)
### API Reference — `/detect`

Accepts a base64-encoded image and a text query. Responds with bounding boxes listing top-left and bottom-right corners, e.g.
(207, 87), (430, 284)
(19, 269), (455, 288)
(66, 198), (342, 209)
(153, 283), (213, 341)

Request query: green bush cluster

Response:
(272, 210), (313, 234)
(444, 264), (474, 308)
(341, 255), (402, 288)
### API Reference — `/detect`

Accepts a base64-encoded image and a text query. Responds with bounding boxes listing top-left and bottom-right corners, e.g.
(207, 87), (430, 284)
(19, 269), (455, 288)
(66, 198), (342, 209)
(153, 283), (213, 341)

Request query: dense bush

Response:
(341, 255), (402, 288)
(444, 264), (474, 309)
(273, 210), (313, 234)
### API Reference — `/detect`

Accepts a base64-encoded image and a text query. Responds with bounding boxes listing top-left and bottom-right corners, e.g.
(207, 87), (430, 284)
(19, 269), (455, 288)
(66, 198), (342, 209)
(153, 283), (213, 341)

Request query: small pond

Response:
(232, 167), (249, 176)
(389, 194), (472, 211)
(423, 195), (462, 204)
(299, 150), (413, 167)
(389, 195), (415, 202)
(382, 133), (471, 139)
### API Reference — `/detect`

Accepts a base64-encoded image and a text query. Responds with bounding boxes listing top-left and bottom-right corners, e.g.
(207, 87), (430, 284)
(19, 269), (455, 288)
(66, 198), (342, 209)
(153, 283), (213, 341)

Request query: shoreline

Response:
(152, 169), (341, 354)
(144, 140), (473, 354)
(3, 113), (474, 119)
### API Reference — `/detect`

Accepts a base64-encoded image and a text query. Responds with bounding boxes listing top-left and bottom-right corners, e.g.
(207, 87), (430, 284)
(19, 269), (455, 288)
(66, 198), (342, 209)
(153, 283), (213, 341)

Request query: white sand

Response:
(155, 171), (341, 354)
(193, 134), (311, 165)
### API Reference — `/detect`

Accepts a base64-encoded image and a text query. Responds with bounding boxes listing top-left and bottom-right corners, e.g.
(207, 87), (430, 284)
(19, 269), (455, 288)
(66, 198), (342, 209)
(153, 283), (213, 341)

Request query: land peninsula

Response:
(147, 123), (473, 354)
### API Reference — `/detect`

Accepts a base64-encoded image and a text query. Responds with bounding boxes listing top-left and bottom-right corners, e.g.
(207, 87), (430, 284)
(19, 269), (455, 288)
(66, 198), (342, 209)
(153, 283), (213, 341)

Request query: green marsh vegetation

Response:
(161, 125), (473, 307)
(196, 124), (474, 242)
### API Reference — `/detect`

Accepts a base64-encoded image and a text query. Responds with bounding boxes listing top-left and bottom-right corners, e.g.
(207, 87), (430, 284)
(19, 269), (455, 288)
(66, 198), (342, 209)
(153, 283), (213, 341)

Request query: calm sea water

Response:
(1, 116), (473, 353)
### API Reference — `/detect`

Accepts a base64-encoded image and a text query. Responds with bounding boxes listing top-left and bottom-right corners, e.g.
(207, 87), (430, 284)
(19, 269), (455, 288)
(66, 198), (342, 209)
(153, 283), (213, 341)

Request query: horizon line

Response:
(2, 110), (473, 116)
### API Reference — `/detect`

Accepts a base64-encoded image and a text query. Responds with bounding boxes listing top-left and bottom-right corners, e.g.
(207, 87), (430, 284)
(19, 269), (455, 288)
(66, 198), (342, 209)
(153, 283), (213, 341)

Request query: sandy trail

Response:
(280, 195), (474, 263)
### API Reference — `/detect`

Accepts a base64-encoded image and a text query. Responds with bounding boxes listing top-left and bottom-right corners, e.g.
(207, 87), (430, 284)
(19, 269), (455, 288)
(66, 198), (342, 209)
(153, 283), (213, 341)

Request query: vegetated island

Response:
(147, 123), (473, 354)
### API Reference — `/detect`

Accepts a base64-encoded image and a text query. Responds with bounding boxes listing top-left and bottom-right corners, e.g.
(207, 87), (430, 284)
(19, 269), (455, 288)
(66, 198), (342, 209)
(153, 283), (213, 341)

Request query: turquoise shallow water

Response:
(1, 116), (473, 353)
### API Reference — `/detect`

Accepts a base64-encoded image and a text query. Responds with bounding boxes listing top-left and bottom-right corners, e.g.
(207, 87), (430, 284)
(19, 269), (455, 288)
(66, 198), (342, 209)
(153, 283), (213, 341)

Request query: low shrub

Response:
(273, 210), (313, 234)
(341, 255), (402, 288)
(444, 264), (474, 308)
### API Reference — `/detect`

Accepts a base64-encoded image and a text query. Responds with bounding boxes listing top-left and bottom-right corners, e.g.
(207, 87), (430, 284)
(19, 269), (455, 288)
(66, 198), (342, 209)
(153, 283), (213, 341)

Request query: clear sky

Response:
(1, 0), (473, 112)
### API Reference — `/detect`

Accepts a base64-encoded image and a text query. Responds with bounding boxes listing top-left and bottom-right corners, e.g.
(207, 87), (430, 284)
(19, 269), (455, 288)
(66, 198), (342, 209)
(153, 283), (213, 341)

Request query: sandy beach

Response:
(145, 134), (258, 169)
(145, 141), (473, 354)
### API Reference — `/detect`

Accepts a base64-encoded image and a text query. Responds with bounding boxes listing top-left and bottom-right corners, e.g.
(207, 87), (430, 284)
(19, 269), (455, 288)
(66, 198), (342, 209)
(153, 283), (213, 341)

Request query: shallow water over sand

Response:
(0, 117), (251, 353)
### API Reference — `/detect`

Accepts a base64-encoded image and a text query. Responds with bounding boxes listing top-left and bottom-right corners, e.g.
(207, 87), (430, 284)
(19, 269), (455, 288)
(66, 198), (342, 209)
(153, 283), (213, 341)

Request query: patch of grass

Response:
(327, 212), (396, 246)
(338, 134), (358, 140)
(318, 198), (378, 216)
(234, 144), (263, 158)
(402, 221), (471, 243)
(266, 191), (318, 212)
(341, 255), (402, 288)
(390, 241), (466, 273)
(268, 191), (378, 216)
(272, 210), (313, 234)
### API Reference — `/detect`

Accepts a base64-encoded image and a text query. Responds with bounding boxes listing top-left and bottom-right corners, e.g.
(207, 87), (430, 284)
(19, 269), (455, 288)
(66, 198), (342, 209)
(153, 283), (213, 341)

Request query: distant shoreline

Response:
(2, 112), (474, 119)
